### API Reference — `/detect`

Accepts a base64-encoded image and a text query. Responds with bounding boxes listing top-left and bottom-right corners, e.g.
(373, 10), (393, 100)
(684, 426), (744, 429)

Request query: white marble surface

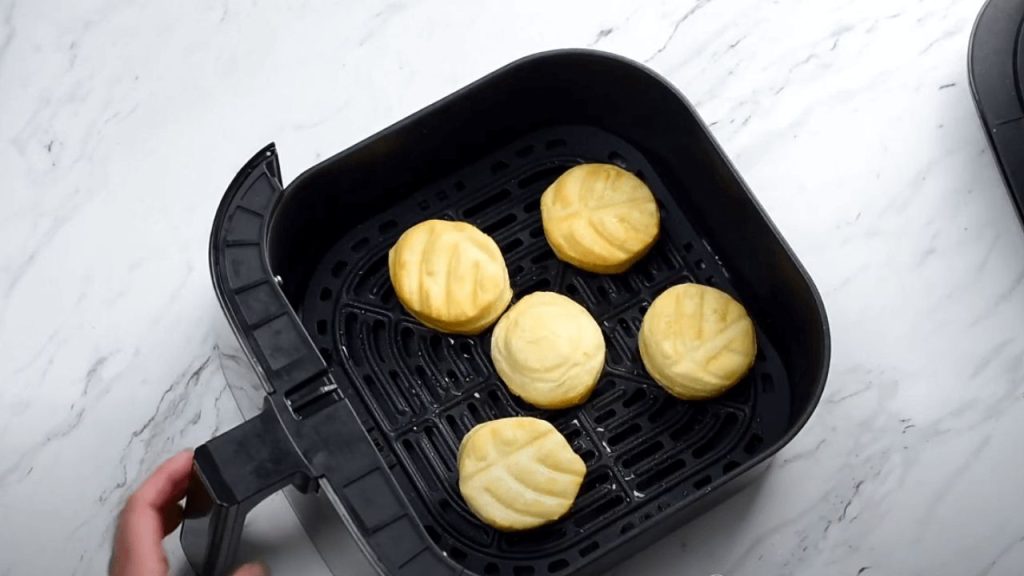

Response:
(2, 0), (1023, 574)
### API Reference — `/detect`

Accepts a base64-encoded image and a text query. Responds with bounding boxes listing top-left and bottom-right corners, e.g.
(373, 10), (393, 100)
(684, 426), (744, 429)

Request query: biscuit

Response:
(491, 292), (605, 409)
(639, 284), (756, 399)
(388, 220), (512, 335)
(541, 163), (660, 274)
(458, 417), (586, 531)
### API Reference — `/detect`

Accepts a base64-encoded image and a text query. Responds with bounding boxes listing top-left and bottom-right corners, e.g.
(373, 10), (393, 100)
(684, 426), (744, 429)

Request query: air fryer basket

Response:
(181, 50), (830, 576)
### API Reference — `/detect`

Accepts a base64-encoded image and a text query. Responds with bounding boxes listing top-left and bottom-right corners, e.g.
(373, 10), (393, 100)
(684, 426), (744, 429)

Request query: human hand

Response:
(110, 450), (267, 576)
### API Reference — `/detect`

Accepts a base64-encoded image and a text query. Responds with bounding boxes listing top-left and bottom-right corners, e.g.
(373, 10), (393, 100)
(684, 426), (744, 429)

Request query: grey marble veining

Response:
(3, 0), (1024, 575)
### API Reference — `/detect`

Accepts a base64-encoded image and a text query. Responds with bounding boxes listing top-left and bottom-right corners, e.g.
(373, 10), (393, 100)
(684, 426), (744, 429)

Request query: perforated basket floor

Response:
(301, 125), (791, 575)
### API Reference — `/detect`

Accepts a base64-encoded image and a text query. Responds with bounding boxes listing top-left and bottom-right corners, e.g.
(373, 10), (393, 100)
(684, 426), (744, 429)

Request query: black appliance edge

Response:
(970, 0), (1024, 225)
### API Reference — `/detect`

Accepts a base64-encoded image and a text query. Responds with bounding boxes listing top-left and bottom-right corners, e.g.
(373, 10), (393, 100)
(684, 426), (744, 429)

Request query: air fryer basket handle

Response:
(195, 145), (469, 576)
(181, 405), (314, 575)
(208, 143), (327, 396)
(183, 144), (324, 575)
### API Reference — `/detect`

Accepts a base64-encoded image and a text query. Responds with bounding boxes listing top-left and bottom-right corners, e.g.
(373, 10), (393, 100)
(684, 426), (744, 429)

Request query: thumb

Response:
(231, 562), (269, 576)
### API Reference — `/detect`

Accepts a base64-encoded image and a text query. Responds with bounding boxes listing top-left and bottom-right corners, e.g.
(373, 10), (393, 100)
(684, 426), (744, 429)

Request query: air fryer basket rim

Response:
(280, 47), (831, 452)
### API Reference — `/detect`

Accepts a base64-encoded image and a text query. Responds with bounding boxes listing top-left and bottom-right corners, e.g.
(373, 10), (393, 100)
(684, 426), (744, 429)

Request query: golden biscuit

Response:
(639, 284), (756, 400)
(388, 220), (512, 335)
(458, 417), (586, 531)
(491, 292), (605, 409)
(541, 163), (660, 274)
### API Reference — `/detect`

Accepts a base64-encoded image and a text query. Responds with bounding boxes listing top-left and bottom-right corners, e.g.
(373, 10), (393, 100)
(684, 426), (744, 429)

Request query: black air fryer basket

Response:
(181, 50), (830, 576)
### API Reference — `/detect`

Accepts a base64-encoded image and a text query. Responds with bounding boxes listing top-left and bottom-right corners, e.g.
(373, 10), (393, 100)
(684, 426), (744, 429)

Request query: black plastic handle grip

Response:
(181, 143), (324, 575)
(186, 144), (466, 576)
(181, 405), (314, 575)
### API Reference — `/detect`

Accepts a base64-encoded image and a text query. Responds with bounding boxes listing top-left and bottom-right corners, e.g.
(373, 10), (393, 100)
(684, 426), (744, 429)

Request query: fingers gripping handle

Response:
(181, 407), (313, 576)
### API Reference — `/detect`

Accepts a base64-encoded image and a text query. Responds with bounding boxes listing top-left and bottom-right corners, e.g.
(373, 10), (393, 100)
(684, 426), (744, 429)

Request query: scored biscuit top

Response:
(459, 418), (558, 479)
(457, 418), (585, 491)
(387, 219), (512, 331)
(457, 417), (587, 530)
(490, 292), (605, 408)
(640, 283), (757, 393)
(540, 163), (660, 268)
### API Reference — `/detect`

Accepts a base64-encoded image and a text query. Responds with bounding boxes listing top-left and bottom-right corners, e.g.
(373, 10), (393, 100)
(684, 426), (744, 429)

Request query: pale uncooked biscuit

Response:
(491, 292), (605, 409)
(388, 220), (512, 335)
(541, 163), (660, 274)
(639, 284), (756, 400)
(458, 417), (586, 531)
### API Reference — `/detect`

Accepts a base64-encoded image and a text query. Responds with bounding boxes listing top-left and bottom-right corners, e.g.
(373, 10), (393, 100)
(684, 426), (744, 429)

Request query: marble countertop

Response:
(3, 0), (1024, 574)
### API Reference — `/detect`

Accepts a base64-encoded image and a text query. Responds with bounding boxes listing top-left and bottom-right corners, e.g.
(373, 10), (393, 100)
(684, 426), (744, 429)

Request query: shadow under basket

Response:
(180, 50), (830, 576)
